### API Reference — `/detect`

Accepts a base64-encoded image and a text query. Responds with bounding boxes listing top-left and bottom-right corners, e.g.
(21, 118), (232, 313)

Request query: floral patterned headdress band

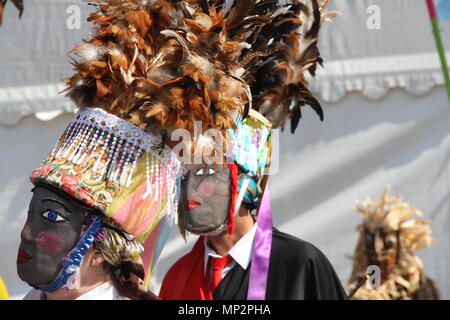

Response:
(31, 107), (180, 240)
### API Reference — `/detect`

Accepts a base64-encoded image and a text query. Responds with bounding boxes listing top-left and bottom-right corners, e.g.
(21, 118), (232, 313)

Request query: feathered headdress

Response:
(63, 0), (338, 146)
(0, 0), (23, 26)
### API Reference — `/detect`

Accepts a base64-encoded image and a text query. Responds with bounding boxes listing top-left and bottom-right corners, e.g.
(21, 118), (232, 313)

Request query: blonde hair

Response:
(94, 218), (159, 300)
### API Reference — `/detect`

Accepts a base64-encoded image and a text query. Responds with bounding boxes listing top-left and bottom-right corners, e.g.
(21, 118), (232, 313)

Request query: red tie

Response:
(210, 255), (232, 291)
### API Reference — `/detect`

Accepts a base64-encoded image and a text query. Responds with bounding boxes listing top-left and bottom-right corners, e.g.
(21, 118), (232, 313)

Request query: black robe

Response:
(213, 228), (347, 300)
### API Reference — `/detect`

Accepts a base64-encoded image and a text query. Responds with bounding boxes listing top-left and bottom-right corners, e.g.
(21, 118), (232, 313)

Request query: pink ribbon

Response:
(246, 185), (272, 300)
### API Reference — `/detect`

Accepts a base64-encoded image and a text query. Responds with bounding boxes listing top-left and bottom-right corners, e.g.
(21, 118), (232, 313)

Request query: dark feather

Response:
(10, 0), (23, 17)
(197, 0), (210, 13)
(305, 95), (324, 121)
(290, 102), (302, 134)
(242, 0), (332, 132)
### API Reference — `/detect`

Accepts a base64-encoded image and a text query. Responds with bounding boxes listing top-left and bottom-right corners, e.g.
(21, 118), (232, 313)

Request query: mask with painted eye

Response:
(363, 228), (400, 282)
(194, 168), (216, 176)
(41, 210), (67, 223)
(17, 185), (91, 287)
(179, 165), (232, 235)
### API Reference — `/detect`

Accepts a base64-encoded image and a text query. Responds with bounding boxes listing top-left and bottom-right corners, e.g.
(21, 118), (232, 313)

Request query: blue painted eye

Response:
(42, 210), (66, 223)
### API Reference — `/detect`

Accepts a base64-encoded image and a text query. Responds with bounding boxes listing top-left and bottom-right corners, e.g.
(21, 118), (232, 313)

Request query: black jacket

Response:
(213, 228), (347, 300)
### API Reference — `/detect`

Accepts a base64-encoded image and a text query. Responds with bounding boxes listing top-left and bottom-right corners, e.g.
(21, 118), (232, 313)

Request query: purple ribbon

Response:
(246, 185), (273, 300)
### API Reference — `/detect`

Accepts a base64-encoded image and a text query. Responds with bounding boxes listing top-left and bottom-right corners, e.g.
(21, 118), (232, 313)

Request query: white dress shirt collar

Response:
(203, 223), (257, 274)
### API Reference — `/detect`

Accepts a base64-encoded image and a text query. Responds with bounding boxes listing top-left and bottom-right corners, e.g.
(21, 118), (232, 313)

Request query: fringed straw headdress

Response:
(348, 188), (435, 300)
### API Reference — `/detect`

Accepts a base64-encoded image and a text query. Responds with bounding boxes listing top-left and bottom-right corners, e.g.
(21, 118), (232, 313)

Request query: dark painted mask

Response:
(179, 165), (231, 234)
(17, 185), (92, 287)
(364, 228), (400, 283)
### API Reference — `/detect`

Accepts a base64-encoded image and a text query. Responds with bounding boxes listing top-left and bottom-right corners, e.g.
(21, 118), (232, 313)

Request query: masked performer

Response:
(19, 113), (180, 300)
(348, 188), (441, 300)
(13, 0), (240, 300)
(159, 0), (346, 300)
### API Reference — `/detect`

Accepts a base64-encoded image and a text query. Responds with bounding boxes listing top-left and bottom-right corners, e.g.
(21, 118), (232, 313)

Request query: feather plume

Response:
(0, 0), (23, 26)
(64, 0), (336, 146)
(240, 0), (335, 132)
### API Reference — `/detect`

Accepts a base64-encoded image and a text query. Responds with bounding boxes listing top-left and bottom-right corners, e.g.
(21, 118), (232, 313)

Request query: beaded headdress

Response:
(29, 107), (180, 291)
(31, 108), (180, 237)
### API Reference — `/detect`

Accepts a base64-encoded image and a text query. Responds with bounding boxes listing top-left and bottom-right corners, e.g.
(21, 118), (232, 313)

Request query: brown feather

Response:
(63, 0), (335, 146)
(124, 10), (152, 37)
(0, 2), (5, 26)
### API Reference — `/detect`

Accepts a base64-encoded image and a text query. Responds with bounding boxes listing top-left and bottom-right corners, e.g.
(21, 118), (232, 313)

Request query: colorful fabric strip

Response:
(142, 216), (173, 286)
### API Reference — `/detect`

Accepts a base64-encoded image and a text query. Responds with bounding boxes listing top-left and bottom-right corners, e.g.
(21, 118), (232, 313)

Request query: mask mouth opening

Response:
(188, 223), (228, 237)
(184, 215), (228, 234)
(182, 205), (230, 235)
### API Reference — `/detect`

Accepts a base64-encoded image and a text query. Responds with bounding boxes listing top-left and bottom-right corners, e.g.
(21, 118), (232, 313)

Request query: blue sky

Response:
(436, 0), (450, 20)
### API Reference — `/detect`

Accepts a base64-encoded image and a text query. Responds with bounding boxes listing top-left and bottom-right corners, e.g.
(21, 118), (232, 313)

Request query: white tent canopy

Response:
(1, 0), (449, 299)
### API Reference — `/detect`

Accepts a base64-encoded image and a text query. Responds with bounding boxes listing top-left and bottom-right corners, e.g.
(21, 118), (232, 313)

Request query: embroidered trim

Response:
(47, 107), (177, 188)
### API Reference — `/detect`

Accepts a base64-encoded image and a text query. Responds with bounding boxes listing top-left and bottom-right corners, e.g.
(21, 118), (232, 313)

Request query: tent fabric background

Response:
(309, 0), (450, 102)
(0, 0), (449, 299)
(1, 0), (449, 124)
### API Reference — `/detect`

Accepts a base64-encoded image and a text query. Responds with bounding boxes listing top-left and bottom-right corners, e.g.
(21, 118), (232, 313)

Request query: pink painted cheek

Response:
(36, 231), (65, 255)
(197, 180), (216, 197)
